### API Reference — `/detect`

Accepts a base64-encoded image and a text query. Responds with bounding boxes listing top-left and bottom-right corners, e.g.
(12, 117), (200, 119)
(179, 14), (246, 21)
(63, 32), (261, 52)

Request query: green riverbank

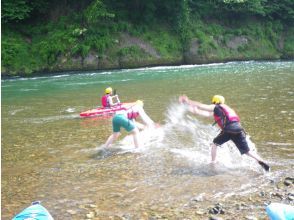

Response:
(2, 0), (294, 76)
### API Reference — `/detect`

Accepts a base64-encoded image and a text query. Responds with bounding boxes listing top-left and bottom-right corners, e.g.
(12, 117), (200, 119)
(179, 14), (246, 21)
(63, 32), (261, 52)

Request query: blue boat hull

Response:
(13, 203), (53, 220)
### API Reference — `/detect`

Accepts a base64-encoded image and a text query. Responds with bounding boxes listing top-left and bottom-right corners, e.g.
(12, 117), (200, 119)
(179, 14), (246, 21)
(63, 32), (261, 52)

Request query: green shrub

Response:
(1, 32), (36, 75)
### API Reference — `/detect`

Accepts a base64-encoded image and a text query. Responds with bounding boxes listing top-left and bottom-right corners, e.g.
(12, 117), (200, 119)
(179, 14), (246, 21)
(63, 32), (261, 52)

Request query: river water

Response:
(2, 61), (294, 219)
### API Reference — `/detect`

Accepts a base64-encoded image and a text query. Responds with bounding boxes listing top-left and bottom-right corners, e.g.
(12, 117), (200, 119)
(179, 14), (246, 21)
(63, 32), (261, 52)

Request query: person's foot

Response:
(258, 161), (270, 172)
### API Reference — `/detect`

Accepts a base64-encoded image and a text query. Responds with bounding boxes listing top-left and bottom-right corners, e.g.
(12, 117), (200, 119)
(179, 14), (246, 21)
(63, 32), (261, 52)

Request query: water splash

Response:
(95, 101), (263, 173)
(162, 101), (260, 171)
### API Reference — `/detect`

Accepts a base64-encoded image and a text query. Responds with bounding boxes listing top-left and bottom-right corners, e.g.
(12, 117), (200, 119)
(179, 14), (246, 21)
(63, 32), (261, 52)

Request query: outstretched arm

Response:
(179, 95), (214, 118)
(179, 95), (215, 111)
(138, 107), (155, 127)
(134, 120), (146, 130)
(187, 105), (213, 117)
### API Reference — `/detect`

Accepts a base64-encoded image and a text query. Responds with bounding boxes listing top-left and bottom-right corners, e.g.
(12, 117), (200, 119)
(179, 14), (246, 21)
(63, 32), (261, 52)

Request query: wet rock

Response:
(209, 217), (224, 220)
(245, 216), (258, 220)
(94, 209), (100, 216)
(88, 204), (97, 208)
(284, 177), (294, 186)
(272, 192), (284, 200)
(66, 209), (77, 215)
(121, 214), (132, 220)
(277, 181), (285, 189)
(287, 193), (294, 201)
(209, 203), (225, 214)
(195, 210), (206, 215)
(191, 194), (205, 202)
(86, 211), (95, 218)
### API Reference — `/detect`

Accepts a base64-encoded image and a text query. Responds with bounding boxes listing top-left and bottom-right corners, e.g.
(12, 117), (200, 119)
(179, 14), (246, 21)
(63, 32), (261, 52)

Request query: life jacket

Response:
(213, 104), (240, 129)
(101, 95), (109, 107)
(127, 107), (140, 120)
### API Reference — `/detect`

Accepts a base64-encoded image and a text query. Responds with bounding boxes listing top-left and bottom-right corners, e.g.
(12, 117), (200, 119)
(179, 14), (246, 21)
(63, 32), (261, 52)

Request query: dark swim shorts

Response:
(213, 129), (250, 154)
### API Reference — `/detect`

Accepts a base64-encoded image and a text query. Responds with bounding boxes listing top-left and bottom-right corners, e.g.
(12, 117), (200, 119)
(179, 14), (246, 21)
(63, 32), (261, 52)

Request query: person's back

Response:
(101, 87), (120, 108)
(101, 94), (110, 107)
(104, 100), (156, 148)
(213, 103), (242, 133)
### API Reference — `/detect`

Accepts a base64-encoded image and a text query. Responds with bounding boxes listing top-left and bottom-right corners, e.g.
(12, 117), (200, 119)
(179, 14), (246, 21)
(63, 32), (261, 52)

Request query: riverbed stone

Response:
(86, 211), (95, 218)
(245, 216), (258, 220)
(209, 216), (224, 220)
(195, 210), (206, 215)
(66, 209), (77, 215)
(284, 177), (294, 186)
(208, 203), (225, 215)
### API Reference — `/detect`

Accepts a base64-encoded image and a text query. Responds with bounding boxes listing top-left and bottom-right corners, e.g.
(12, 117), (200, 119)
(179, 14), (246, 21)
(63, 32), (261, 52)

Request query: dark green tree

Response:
(2, 0), (32, 23)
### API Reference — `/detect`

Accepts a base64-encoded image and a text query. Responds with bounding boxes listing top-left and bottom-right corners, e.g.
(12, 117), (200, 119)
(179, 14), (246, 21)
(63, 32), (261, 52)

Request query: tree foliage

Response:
(2, 0), (293, 75)
(2, 0), (32, 23)
(84, 0), (115, 25)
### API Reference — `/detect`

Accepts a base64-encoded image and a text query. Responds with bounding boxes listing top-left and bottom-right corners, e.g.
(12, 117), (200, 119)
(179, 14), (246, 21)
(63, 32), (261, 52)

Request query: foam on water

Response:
(163, 101), (261, 171)
(118, 127), (165, 152)
(111, 101), (261, 172)
(25, 113), (79, 124)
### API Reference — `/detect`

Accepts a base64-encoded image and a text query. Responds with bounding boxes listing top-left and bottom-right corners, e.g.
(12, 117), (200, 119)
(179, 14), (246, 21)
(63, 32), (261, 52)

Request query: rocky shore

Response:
(66, 176), (293, 219)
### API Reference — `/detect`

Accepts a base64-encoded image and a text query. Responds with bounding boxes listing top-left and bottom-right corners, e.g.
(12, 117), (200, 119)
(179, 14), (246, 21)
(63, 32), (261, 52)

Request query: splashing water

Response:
(114, 101), (261, 172)
(163, 101), (262, 172)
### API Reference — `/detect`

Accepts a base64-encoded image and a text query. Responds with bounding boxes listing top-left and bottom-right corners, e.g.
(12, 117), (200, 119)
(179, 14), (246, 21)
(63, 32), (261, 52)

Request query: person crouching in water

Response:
(179, 94), (270, 171)
(104, 100), (156, 148)
(101, 87), (120, 108)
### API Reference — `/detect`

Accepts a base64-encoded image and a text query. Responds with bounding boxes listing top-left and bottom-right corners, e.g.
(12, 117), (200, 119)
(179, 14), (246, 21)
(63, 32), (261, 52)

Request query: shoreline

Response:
(2, 59), (293, 79)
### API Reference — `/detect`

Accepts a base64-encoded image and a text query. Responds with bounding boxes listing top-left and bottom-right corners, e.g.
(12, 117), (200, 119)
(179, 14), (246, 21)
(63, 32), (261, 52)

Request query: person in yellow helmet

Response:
(179, 94), (270, 172)
(104, 100), (157, 148)
(101, 87), (120, 108)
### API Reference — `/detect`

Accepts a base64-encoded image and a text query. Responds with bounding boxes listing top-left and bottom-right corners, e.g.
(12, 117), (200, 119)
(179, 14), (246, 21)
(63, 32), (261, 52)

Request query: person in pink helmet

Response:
(104, 100), (157, 148)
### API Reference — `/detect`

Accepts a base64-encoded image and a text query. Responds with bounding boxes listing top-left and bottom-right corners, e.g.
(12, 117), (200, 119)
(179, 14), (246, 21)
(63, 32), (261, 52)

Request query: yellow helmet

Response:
(105, 87), (112, 94)
(211, 95), (225, 104)
(136, 100), (144, 107)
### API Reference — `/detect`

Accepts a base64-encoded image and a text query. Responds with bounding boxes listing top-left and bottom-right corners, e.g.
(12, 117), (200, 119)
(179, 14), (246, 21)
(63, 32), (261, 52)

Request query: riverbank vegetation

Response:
(2, 0), (294, 76)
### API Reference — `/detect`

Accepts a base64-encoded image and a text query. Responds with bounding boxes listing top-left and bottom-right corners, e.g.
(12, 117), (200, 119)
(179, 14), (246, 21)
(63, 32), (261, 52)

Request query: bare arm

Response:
(188, 105), (213, 118)
(137, 106), (155, 127)
(179, 95), (215, 111)
(134, 120), (146, 130)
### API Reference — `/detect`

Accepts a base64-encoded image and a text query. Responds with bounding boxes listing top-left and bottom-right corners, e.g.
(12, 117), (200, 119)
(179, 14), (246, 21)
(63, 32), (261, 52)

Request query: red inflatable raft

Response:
(80, 102), (135, 118)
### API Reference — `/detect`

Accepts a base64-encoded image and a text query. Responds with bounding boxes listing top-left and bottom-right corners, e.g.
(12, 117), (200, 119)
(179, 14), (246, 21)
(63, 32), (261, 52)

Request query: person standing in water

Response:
(179, 94), (270, 171)
(101, 87), (120, 108)
(104, 100), (157, 148)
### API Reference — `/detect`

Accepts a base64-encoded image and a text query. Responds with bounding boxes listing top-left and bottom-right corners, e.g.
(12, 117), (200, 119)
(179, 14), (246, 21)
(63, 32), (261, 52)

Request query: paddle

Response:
(112, 89), (121, 105)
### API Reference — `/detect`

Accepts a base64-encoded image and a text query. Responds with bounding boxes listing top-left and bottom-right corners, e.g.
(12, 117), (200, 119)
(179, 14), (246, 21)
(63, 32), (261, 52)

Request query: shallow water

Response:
(2, 61), (294, 219)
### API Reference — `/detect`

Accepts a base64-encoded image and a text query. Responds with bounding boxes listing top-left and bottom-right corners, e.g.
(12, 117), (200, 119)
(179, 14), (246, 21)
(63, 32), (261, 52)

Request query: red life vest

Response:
(101, 95), (109, 107)
(213, 104), (240, 129)
(127, 108), (140, 120)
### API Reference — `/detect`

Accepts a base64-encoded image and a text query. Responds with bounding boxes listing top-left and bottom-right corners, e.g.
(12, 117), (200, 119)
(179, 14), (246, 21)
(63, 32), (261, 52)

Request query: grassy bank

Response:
(2, 8), (294, 76)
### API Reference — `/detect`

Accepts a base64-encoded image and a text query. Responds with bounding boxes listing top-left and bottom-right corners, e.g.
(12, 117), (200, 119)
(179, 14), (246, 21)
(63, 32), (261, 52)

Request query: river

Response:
(2, 61), (294, 219)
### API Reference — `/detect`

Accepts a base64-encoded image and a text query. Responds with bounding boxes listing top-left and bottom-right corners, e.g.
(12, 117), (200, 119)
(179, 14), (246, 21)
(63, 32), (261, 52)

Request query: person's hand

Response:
(179, 95), (189, 104)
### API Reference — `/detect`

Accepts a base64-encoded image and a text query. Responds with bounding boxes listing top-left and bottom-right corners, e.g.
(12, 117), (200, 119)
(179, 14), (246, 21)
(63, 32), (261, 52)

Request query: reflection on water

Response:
(2, 61), (294, 219)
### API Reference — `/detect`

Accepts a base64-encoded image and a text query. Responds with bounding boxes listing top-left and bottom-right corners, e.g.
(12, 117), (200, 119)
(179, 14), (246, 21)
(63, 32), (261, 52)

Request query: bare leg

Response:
(211, 143), (218, 163)
(245, 150), (263, 162)
(104, 132), (121, 147)
(130, 128), (140, 148)
(245, 150), (270, 171)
